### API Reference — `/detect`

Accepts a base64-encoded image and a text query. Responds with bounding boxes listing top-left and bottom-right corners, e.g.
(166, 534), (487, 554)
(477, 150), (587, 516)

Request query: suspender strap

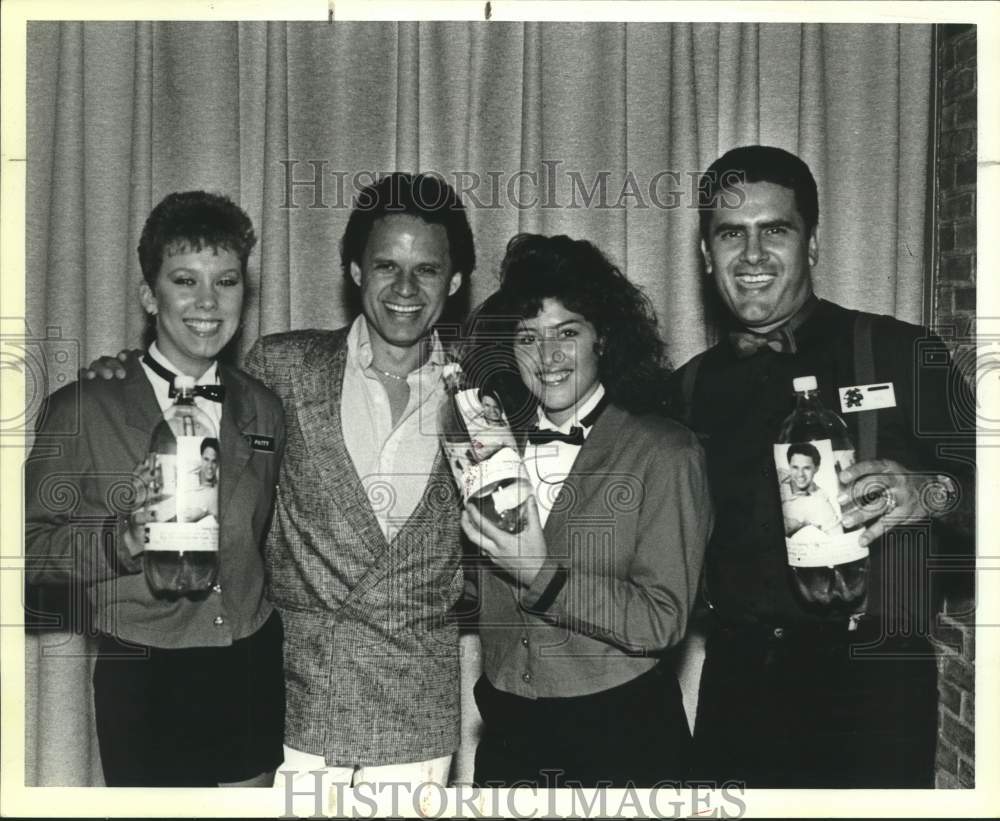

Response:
(853, 313), (878, 462)
(683, 319), (876, 452)
(679, 351), (706, 427)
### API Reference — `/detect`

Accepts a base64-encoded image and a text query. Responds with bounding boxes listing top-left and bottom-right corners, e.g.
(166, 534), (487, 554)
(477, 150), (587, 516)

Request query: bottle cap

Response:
(792, 375), (817, 393)
(175, 374), (196, 391)
(443, 362), (462, 379)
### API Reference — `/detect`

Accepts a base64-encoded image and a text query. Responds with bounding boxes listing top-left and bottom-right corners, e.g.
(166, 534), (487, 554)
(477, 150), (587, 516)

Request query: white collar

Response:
(536, 383), (606, 433)
(348, 315), (448, 377)
(147, 341), (219, 386)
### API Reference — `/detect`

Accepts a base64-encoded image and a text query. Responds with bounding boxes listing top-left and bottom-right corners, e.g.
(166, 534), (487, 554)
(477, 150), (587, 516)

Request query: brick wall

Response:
(935, 24), (977, 332)
(930, 23), (976, 790)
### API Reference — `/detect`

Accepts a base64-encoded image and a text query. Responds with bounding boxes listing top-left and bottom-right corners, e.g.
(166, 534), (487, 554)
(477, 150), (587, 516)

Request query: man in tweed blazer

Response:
(245, 173), (476, 792)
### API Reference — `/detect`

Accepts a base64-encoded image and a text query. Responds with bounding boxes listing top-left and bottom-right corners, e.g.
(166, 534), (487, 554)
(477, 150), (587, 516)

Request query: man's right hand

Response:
(79, 349), (137, 380)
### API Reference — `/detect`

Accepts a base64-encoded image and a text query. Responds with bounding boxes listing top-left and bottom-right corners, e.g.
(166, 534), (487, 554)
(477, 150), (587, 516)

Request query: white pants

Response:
(273, 743), (452, 817)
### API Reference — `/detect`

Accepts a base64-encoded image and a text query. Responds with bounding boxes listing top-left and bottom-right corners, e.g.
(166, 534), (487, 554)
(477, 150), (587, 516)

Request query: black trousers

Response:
(93, 611), (285, 787)
(691, 621), (938, 788)
(473, 662), (691, 788)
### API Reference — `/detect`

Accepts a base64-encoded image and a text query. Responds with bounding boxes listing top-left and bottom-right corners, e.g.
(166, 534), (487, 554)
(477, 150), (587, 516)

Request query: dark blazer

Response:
(245, 328), (463, 767)
(25, 357), (285, 648)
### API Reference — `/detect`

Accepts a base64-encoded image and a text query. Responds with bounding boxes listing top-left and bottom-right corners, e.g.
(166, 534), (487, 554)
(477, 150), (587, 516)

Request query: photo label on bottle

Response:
(145, 434), (219, 552)
(455, 388), (517, 459)
(773, 438), (869, 568)
(490, 476), (531, 514)
(460, 446), (529, 507)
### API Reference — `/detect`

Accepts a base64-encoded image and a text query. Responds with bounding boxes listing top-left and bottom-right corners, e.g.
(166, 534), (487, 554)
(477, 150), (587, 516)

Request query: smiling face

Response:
(479, 393), (504, 425)
(199, 445), (219, 485)
(139, 245), (244, 377)
(702, 181), (818, 333)
(788, 452), (818, 492)
(513, 298), (602, 427)
(350, 214), (461, 365)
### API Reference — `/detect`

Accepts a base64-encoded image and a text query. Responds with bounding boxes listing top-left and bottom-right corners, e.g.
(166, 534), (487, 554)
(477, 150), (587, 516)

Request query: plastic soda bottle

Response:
(143, 375), (220, 596)
(774, 375), (870, 612)
(439, 362), (532, 533)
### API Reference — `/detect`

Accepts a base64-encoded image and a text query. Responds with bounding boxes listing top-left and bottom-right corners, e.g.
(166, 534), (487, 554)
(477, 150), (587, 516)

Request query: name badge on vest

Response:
(245, 434), (276, 452)
(838, 382), (897, 414)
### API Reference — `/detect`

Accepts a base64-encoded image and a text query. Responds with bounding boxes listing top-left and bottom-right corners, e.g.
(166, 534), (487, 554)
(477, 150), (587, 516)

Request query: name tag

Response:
(244, 434), (275, 452)
(838, 383), (896, 414)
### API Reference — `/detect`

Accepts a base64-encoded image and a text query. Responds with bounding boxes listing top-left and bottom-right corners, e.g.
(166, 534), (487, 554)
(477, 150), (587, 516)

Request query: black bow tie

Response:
(727, 296), (821, 358)
(526, 394), (608, 447)
(728, 327), (794, 359)
(527, 426), (586, 446)
(142, 353), (226, 403)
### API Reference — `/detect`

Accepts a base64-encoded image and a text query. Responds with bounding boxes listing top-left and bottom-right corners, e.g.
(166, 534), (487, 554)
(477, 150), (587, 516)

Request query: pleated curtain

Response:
(24, 20), (932, 785)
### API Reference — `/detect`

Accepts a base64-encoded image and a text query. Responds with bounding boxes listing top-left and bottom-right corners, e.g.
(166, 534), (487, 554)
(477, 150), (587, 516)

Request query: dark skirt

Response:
(93, 610), (285, 787)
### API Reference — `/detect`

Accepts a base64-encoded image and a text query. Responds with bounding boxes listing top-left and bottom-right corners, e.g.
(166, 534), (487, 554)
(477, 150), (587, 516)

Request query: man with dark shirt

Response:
(674, 145), (975, 788)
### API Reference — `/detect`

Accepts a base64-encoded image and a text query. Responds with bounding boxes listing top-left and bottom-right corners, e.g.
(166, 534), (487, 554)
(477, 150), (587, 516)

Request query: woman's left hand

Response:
(461, 500), (548, 587)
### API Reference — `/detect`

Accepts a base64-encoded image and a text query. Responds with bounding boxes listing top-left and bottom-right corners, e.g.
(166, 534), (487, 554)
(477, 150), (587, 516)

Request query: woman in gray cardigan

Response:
(462, 234), (713, 788)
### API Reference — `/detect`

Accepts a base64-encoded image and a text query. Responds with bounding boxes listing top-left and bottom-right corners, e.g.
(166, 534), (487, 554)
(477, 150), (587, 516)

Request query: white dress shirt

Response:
(340, 316), (448, 539)
(141, 342), (223, 434)
(523, 384), (606, 527)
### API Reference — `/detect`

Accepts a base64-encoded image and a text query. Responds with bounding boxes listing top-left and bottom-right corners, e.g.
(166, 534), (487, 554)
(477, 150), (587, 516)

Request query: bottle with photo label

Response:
(143, 375), (220, 596)
(439, 361), (532, 534)
(773, 375), (871, 612)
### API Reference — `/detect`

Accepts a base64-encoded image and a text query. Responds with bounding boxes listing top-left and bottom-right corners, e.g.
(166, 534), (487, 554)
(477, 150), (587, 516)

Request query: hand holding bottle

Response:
(837, 459), (945, 546)
(142, 375), (220, 596)
(461, 498), (547, 588)
(774, 375), (869, 608)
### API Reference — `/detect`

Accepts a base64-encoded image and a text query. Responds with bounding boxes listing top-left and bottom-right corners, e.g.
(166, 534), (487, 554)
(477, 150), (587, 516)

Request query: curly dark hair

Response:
(137, 191), (257, 286)
(487, 233), (669, 417)
(340, 172), (476, 286)
(786, 441), (821, 467)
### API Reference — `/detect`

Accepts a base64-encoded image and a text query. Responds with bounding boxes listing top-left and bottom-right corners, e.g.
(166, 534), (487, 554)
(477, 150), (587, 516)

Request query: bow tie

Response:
(728, 327), (794, 359)
(727, 297), (820, 358)
(526, 394), (608, 447)
(527, 426), (586, 446)
(142, 353), (226, 402)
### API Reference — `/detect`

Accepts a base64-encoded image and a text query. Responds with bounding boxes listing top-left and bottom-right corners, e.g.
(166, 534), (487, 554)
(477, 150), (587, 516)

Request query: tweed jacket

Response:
(244, 328), (463, 766)
(24, 357), (285, 648)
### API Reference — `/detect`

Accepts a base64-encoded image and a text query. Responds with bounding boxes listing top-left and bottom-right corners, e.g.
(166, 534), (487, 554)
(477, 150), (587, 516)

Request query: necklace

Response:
(372, 366), (408, 382)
